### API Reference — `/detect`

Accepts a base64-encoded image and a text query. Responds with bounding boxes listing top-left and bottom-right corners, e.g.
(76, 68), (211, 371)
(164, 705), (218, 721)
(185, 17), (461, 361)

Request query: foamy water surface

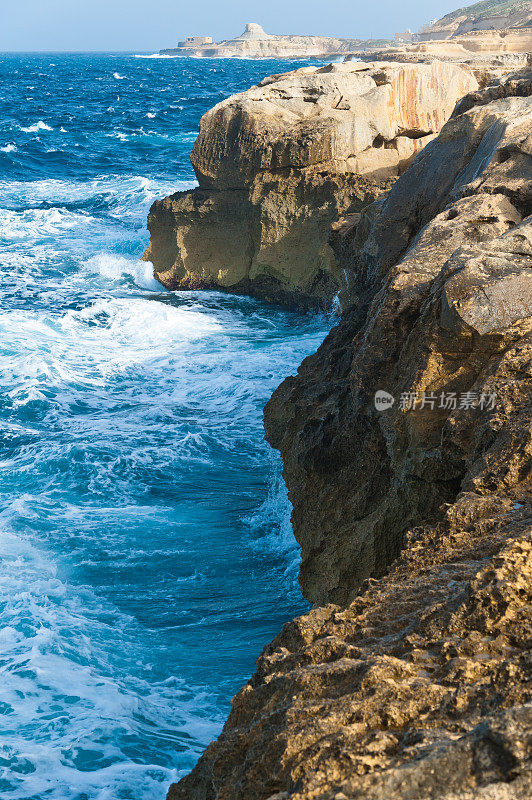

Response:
(0, 53), (329, 798)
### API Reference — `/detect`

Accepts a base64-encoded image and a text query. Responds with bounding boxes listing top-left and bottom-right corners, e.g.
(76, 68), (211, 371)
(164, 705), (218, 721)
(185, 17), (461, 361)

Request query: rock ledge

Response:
(144, 61), (478, 309)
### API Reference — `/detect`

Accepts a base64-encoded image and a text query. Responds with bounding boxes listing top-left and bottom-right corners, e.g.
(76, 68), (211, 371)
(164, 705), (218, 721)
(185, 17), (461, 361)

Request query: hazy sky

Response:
(0, 1), (467, 52)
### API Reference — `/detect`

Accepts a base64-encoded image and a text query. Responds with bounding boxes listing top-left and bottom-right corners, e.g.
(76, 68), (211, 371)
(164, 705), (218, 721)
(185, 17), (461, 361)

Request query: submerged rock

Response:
(167, 67), (532, 800)
(144, 61), (478, 309)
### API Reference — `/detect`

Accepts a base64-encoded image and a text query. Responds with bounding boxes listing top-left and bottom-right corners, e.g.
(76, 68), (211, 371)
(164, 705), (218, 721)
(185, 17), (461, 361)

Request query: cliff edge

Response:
(167, 68), (532, 800)
(144, 61), (478, 309)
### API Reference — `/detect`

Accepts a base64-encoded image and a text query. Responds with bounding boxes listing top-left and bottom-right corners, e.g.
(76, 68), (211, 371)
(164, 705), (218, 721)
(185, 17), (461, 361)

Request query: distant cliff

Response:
(144, 60), (478, 309)
(419, 0), (532, 40)
(167, 65), (532, 800)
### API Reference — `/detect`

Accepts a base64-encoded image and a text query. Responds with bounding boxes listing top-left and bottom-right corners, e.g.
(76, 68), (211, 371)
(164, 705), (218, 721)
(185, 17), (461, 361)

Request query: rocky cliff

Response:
(144, 61), (478, 309)
(167, 68), (532, 800)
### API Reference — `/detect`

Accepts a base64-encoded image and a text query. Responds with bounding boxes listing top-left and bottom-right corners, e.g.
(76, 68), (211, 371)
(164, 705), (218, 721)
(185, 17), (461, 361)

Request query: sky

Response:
(0, 0), (470, 52)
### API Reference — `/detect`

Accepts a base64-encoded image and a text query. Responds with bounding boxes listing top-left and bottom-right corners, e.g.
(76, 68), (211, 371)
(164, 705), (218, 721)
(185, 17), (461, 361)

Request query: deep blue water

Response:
(0, 53), (330, 799)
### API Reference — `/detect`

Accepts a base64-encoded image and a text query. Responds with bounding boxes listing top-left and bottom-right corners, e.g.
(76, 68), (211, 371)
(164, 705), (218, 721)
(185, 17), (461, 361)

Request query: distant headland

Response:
(159, 22), (389, 59)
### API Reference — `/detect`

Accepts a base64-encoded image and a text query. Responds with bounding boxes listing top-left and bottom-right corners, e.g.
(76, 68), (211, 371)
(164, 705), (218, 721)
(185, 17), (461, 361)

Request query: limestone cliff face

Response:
(144, 61), (478, 308)
(166, 69), (532, 800)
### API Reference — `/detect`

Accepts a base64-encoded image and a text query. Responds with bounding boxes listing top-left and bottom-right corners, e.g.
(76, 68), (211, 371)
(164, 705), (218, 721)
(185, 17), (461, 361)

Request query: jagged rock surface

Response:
(267, 69), (532, 606)
(169, 507), (532, 800)
(167, 69), (532, 800)
(144, 61), (478, 308)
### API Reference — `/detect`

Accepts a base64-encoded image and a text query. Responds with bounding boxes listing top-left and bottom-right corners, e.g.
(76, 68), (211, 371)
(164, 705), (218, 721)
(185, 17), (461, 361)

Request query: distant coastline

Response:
(159, 5), (532, 60)
(159, 23), (390, 59)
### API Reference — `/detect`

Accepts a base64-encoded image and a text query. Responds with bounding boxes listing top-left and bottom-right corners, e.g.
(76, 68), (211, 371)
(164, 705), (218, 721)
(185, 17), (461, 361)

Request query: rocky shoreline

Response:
(157, 59), (531, 800)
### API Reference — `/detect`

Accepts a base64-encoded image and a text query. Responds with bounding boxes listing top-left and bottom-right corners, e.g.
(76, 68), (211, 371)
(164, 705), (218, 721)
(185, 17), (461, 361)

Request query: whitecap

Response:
(105, 131), (129, 142)
(245, 468), (298, 559)
(134, 53), (178, 59)
(1, 143), (16, 153)
(113, 72), (126, 80)
(0, 206), (82, 243)
(0, 175), (192, 226)
(20, 120), (53, 133)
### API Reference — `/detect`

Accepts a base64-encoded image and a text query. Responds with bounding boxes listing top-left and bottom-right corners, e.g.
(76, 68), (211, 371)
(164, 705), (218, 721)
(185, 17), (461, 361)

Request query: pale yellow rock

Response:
(190, 61), (479, 188)
(145, 61), (478, 307)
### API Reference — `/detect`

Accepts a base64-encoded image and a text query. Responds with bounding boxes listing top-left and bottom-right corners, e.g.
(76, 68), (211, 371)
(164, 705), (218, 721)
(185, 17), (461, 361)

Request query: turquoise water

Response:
(0, 54), (330, 798)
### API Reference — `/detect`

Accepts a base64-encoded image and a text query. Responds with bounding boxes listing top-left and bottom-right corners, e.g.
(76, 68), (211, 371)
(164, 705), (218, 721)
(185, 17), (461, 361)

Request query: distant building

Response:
(177, 36), (214, 48)
(394, 29), (414, 43)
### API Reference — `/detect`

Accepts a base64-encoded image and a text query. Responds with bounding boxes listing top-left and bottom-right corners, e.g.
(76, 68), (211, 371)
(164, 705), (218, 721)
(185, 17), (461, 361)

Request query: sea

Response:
(0, 53), (331, 799)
